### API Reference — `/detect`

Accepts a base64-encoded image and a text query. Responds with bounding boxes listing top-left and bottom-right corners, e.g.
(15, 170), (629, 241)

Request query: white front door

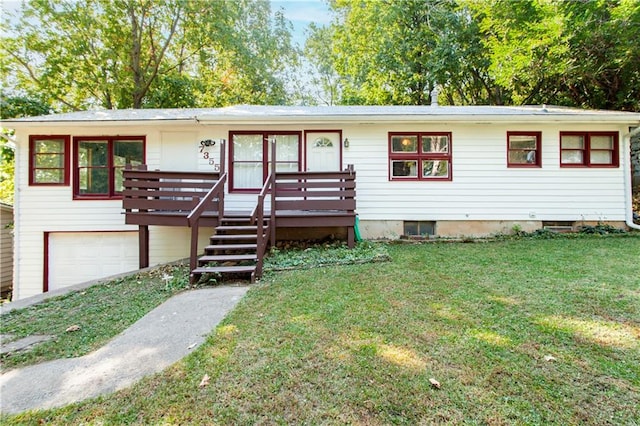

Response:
(305, 131), (341, 172)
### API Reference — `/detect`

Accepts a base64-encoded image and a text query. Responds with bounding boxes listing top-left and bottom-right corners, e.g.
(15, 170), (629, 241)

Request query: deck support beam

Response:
(139, 225), (149, 269)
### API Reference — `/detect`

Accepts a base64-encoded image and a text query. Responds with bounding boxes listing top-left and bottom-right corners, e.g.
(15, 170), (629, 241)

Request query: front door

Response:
(305, 131), (341, 172)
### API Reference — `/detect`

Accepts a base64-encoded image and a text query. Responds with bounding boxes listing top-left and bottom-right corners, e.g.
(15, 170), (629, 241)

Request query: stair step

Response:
(204, 244), (257, 251)
(216, 225), (258, 232)
(198, 254), (257, 262)
(192, 265), (257, 274)
(221, 216), (252, 222)
(211, 234), (257, 241)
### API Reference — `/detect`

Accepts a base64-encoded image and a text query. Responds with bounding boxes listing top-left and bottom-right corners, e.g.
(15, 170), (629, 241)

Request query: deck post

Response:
(270, 139), (277, 247)
(139, 225), (149, 268)
(189, 221), (199, 273)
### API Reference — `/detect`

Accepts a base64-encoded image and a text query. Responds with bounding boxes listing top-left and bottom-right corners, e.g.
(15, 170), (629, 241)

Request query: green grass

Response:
(0, 263), (194, 371)
(2, 236), (640, 425)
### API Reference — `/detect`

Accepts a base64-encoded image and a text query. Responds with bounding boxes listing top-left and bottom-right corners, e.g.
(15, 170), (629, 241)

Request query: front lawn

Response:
(3, 236), (640, 425)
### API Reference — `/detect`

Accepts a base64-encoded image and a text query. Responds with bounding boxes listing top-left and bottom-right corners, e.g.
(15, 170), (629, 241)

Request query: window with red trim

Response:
(230, 131), (301, 191)
(73, 136), (145, 199)
(507, 131), (541, 167)
(560, 132), (618, 167)
(389, 132), (452, 181)
(29, 135), (70, 185)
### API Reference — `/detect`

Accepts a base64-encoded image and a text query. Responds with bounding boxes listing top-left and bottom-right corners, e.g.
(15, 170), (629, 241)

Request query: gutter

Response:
(624, 126), (640, 230)
(195, 113), (640, 125)
(1, 118), (199, 129)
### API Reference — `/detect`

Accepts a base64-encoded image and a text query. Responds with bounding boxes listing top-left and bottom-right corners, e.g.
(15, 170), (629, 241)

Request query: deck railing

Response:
(122, 166), (225, 269)
(187, 173), (227, 271)
(251, 171), (275, 277)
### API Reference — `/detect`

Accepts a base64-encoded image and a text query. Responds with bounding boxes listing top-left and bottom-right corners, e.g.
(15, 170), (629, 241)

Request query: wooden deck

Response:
(122, 165), (356, 283)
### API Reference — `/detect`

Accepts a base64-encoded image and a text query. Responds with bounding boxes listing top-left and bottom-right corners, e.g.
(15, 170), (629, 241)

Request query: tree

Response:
(557, 0), (640, 111)
(302, 23), (342, 105)
(314, 0), (639, 110)
(321, 0), (507, 106)
(0, 93), (51, 205)
(465, 0), (569, 106)
(1, 0), (298, 111)
(464, 0), (640, 110)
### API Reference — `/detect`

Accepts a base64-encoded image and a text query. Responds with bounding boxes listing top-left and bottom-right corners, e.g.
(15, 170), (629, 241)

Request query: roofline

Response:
(195, 113), (640, 125)
(2, 105), (639, 127)
(1, 117), (198, 128)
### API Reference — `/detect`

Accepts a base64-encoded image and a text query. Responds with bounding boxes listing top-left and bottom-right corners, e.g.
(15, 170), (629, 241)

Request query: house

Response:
(1, 202), (13, 299)
(2, 105), (639, 300)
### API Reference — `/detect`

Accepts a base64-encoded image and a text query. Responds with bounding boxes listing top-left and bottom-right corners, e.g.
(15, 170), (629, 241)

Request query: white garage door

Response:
(48, 232), (139, 292)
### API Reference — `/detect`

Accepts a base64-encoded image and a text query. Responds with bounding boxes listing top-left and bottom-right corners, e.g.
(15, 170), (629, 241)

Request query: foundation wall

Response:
(358, 219), (628, 239)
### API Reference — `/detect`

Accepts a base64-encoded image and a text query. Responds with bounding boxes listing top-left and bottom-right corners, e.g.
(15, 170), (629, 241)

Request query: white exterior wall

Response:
(341, 122), (627, 224)
(11, 118), (631, 299)
(13, 123), (225, 299)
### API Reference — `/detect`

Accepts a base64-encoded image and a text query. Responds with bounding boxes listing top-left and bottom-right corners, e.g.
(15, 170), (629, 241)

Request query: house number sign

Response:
(199, 139), (220, 170)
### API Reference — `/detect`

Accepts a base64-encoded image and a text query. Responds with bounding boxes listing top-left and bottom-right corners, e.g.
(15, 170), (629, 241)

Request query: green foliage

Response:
(0, 138), (14, 205)
(316, 0), (640, 110)
(0, 93), (51, 204)
(302, 23), (342, 105)
(0, 263), (193, 370)
(264, 241), (390, 270)
(502, 223), (630, 240)
(578, 223), (627, 235)
(1, 0), (298, 111)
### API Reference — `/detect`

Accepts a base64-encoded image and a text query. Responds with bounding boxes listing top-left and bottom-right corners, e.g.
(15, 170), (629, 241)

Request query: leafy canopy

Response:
(1, 0), (298, 111)
(307, 0), (639, 110)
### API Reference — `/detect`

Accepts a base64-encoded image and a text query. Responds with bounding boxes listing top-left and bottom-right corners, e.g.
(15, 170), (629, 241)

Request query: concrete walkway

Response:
(0, 286), (248, 415)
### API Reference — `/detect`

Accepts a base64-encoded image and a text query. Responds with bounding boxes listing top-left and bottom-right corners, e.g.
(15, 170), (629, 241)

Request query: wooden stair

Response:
(191, 216), (263, 283)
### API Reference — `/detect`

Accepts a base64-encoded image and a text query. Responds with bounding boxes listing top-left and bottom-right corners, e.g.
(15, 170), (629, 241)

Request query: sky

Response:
(271, 0), (333, 47)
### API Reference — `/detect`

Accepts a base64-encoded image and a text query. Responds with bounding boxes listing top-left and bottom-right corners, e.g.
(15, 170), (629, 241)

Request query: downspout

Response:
(624, 126), (640, 230)
(9, 133), (20, 300)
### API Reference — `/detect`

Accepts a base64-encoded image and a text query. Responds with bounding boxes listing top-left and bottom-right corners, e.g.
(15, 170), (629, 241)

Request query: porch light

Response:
(343, 138), (349, 148)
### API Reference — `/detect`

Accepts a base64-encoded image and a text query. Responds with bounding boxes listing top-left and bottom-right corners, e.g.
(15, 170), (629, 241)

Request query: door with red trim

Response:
(305, 131), (341, 172)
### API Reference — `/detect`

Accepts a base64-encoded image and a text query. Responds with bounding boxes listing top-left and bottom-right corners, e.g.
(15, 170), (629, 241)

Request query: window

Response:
(560, 132), (618, 167)
(230, 131), (300, 191)
(507, 131), (541, 167)
(73, 136), (145, 199)
(29, 135), (70, 185)
(389, 132), (451, 181)
(404, 221), (435, 236)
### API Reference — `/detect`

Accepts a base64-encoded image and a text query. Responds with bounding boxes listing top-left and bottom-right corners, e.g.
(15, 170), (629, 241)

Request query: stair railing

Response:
(251, 170), (274, 277)
(187, 173), (227, 272)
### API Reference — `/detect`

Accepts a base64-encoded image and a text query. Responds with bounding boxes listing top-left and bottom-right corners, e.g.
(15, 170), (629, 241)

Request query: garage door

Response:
(48, 232), (138, 292)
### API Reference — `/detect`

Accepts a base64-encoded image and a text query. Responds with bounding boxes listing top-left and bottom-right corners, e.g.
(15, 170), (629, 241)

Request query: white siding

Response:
(343, 123), (627, 222)
(12, 124), (227, 299)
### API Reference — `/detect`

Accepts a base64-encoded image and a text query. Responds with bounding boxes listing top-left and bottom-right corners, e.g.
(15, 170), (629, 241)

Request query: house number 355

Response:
(199, 139), (220, 170)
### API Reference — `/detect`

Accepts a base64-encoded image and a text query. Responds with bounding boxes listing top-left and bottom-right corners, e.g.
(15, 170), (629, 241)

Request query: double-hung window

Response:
(389, 132), (452, 181)
(29, 135), (70, 185)
(560, 131), (619, 167)
(73, 136), (145, 199)
(230, 131), (301, 191)
(507, 131), (541, 167)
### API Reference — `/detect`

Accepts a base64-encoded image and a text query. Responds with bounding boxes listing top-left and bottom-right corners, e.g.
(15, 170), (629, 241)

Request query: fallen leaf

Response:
(65, 325), (81, 332)
(429, 378), (441, 389)
(199, 374), (210, 388)
(544, 355), (556, 362)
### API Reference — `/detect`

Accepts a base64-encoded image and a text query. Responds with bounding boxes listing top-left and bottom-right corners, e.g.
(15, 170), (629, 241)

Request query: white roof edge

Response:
(2, 118), (197, 128)
(2, 105), (639, 127)
(195, 113), (640, 124)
